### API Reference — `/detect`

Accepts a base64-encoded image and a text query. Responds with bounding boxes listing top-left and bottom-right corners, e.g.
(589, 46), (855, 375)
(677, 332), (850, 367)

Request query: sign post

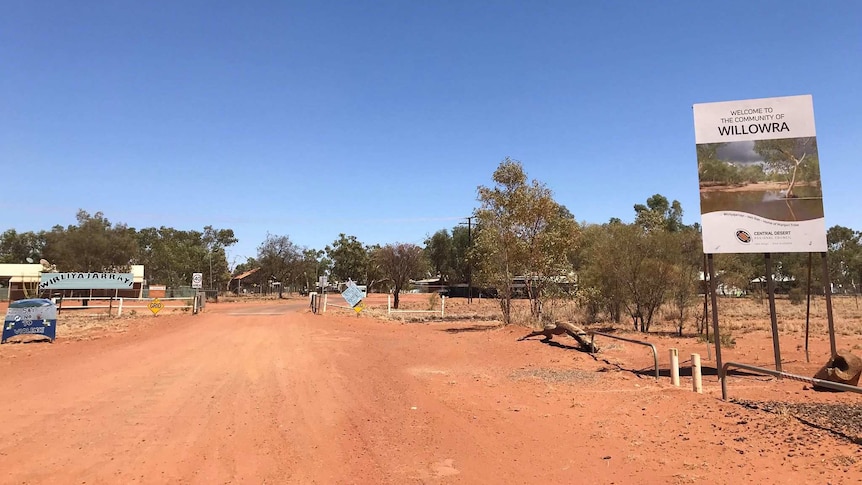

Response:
(341, 280), (366, 314)
(693, 94), (830, 378)
(148, 298), (164, 315)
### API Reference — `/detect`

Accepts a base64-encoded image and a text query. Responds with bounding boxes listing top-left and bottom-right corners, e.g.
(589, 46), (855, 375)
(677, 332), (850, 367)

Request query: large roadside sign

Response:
(693, 94), (826, 253)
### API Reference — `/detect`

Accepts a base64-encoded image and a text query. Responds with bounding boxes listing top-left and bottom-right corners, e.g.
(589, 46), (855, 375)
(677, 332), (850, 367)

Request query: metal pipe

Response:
(721, 361), (862, 400)
(589, 331), (659, 380)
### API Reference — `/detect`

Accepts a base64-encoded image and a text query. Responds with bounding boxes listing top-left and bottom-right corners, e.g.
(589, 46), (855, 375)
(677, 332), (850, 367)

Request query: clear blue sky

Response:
(3, 1), (860, 266)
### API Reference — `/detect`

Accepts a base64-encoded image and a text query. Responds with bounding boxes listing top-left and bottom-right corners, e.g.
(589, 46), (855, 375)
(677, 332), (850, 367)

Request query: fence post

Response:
(388, 294), (391, 316)
(441, 295), (445, 317)
(692, 353), (703, 393)
(323, 293), (328, 313)
(670, 348), (680, 386)
(117, 297), (124, 317)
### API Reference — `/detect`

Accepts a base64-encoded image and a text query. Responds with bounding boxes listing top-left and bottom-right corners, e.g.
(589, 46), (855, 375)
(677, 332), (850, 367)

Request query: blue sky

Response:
(3, 1), (860, 265)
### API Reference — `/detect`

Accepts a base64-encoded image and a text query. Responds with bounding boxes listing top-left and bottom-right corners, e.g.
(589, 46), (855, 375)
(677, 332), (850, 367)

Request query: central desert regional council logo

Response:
(736, 229), (752, 244)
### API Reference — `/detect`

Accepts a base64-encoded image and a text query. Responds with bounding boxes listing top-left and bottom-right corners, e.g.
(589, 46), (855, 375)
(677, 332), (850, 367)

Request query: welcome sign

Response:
(39, 273), (135, 290)
(2, 299), (57, 343)
(693, 95), (826, 253)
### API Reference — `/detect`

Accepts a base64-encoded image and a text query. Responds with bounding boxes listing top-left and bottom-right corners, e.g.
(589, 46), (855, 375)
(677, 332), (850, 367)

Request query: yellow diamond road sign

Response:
(148, 298), (164, 315)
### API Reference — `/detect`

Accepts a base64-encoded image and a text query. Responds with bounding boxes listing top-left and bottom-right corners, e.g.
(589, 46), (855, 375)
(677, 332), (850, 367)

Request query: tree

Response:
(202, 226), (238, 291)
(134, 226), (208, 287)
(326, 234), (368, 283)
(634, 194), (684, 233)
(44, 210), (138, 272)
(667, 229), (703, 335)
(755, 137), (819, 198)
(827, 225), (862, 294)
(257, 234), (302, 298)
(299, 248), (325, 291)
(474, 158), (579, 325)
(0, 230), (46, 263)
(376, 243), (426, 309)
(450, 225), (472, 284)
(424, 229), (454, 279)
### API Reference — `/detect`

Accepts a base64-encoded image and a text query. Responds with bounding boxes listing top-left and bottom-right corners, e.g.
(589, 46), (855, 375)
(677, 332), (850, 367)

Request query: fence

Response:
(52, 297), (195, 317)
(314, 293), (447, 318)
(387, 294), (445, 317)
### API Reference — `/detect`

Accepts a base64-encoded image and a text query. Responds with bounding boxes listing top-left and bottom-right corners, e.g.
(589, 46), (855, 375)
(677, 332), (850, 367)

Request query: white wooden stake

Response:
(692, 353), (703, 394)
(670, 348), (680, 386)
(387, 294), (391, 316)
(441, 295), (445, 317)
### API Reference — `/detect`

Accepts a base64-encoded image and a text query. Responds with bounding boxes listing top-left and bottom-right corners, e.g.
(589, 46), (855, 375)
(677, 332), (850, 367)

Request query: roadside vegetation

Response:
(2, 158), (861, 333)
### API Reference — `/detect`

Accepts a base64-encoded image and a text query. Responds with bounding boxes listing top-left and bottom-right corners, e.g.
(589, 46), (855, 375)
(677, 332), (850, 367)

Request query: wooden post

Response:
(670, 348), (680, 386)
(441, 295), (445, 317)
(692, 353), (703, 394)
(707, 255), (724, 382)
(765, 253), (783, 372)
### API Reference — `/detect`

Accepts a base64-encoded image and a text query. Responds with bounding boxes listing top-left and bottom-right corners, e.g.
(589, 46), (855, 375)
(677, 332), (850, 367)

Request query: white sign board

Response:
(693, 94), (826, 253)
(192, 273), (203, 289)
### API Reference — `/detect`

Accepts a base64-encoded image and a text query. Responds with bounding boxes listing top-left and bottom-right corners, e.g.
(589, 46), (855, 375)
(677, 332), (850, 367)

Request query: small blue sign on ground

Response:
(2, 299), (58, 344)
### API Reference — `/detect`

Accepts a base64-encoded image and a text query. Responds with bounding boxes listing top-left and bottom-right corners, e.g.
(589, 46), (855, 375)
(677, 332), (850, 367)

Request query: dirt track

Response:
(1, 300), (860, 484)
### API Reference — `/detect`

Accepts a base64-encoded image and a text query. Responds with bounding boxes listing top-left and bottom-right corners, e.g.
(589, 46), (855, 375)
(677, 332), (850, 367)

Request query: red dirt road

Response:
(1, 300), (860, 484)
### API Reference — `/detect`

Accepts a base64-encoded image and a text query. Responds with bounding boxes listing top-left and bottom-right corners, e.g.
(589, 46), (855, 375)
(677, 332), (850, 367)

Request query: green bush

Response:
(788, 287), (804, 305)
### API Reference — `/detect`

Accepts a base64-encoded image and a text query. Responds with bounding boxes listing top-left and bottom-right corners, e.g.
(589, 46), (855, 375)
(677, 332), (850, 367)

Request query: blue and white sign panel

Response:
(39, 273), (134, 290)
(341, 281), (364, 308)
(2, 299), (58, 343)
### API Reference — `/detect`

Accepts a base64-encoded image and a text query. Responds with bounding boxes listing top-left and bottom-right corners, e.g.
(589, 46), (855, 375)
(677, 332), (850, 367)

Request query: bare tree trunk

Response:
(785, 153), (805, 198)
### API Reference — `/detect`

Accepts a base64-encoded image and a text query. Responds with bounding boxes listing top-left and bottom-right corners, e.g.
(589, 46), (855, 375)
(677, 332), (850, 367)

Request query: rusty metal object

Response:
(814, 351), (862, 388)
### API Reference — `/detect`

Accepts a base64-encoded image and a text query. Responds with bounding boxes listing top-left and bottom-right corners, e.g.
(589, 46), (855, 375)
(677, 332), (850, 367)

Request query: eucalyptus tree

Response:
(473, 158), (579, 325)
(376, 243), (426, 309)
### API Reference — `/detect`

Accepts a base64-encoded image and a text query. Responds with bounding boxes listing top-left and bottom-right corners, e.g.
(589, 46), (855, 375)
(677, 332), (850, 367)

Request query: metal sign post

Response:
(764, 253), (782, 372)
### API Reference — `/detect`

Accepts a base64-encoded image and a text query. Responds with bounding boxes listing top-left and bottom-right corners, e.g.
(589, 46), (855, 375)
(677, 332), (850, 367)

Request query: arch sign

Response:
(693, 94), (826, 253)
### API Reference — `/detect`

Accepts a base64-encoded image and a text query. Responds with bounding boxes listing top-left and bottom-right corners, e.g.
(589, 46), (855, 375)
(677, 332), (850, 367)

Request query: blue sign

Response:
(341, 281), (364, 308)
(2, 299), (57, 344)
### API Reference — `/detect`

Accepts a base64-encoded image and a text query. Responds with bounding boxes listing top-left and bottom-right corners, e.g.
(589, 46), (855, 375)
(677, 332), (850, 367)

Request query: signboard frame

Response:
(693, 94), (826, 254)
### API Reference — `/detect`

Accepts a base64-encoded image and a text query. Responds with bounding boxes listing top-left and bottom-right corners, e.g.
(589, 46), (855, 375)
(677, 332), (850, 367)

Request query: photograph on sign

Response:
(693, 95), (826, 253)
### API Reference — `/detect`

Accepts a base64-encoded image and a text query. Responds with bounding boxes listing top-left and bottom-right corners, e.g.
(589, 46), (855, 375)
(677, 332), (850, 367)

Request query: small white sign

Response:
(192, 273), (203, 289)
